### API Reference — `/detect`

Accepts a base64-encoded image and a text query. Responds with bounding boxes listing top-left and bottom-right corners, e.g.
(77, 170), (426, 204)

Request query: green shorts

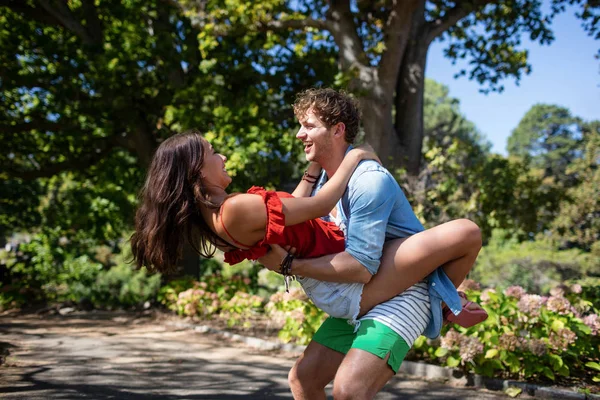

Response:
(312, 317), (410, 374)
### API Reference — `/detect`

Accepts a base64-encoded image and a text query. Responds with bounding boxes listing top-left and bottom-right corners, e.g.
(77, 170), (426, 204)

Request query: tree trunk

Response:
(394, 15), (429, 176)
(361, 95), (403, 169)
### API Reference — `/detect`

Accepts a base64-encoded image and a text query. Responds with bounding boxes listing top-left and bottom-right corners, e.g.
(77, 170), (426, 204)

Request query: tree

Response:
(507, 104), (585, 187)
(399, 80), (561, 241)
(184, 0), (599, 175)
(1, 0), (334, 244)
(550, 121), (600, 252)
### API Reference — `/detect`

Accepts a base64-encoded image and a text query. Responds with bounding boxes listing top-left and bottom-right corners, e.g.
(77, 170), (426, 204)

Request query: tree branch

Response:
(327, 0), (370, 71)
(379, 0), (423, 91)
(3, 135), (122, 180)
(261, 18), (329, 31)
(425, 0), (495, 45)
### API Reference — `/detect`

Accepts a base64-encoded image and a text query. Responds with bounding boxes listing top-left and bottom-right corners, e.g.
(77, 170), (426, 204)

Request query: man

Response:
(259, 88), (470, 399)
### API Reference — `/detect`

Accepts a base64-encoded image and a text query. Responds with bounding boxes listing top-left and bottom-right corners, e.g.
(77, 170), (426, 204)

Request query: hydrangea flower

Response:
(548, 328), (577, 352)
(459, 336), (484, 364)
(517, 294), (547, 317)
(583, 314), (599, 336)
(546, 295), (572, 315)
(527, 338), (547, 356)
(504, 285), (526, 299)
(458, 279), (481, 292)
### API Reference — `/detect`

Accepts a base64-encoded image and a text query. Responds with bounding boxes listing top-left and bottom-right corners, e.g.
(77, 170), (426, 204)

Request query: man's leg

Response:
(332, 319), (410, 400)
(360, 219), (482, 315)
(289, 317), (355, 399)
(332, 349), (395, 400)
(288, 341), (344, 399)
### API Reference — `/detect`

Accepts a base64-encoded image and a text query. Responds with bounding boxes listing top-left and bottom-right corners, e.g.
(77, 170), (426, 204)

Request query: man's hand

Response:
(257, 244), (296, 272)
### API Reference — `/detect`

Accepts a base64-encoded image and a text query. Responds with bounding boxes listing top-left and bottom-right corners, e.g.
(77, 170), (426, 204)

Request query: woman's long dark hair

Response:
(130, 130), (225, 273)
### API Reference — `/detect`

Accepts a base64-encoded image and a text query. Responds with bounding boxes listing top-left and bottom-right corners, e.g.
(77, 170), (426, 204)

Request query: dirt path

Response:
(0, 310), (515, 399)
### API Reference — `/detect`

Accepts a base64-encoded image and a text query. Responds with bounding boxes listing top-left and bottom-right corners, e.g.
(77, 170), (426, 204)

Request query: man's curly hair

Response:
(293, 88), (361, 144)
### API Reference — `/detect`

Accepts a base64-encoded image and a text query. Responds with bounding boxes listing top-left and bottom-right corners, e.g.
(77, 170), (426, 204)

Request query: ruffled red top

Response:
(223, 186), (345, 265)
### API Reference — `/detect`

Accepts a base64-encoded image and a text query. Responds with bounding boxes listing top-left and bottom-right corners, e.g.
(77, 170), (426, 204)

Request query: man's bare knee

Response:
(332, 378), (372, 400)
(288, 354), (329, 397)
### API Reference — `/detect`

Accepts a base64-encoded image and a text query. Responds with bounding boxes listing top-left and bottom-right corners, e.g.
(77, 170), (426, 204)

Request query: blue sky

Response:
(425, 8), (599, 155)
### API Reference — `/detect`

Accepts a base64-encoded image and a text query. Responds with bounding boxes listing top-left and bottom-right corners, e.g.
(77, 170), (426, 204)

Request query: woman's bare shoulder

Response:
(221, 193), (267, 233)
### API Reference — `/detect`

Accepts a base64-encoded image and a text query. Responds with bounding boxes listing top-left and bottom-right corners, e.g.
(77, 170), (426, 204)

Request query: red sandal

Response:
(443, 291), (488, 328)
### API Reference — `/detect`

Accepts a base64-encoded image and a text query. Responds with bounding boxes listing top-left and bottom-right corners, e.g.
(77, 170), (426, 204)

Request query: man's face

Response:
(296, 110), (335, 163)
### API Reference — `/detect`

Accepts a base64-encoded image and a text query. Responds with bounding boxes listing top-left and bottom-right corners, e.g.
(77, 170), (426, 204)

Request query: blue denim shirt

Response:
(316, 149), (461, 339)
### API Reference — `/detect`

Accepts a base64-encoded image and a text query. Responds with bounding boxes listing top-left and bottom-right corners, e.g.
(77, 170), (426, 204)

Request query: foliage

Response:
(85, 263), (161, 308)
(507, 104), (584, 186)
(402, 81), (563, 242)
(412, 284), (600, 383)
(550, 124), (600, 252)
(220, 292), (264, 328)
(472, 230), (600, 293)
(160, 273), (264, 328)
(265, 288), (327, 345)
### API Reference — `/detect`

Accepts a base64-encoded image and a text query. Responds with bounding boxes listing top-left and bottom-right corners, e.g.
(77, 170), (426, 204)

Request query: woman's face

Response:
(200, 140), (232, 190)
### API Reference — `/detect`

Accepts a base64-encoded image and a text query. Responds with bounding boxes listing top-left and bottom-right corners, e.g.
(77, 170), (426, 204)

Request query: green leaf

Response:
(485, 349), (499, 359)
(551, 319), (564, 332)
(548, 354), (563, 370)
(447, 356), (460, 368)
(435, 347), (449, 357)
(542, 367), (555, 381)
(585, 362), (600, 372)
(413, 336), (426, 349)
(505, 387), (522, 398)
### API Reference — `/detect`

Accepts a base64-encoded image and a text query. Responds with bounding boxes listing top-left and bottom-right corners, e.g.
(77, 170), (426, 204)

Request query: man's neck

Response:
(320, 143), (351, 179)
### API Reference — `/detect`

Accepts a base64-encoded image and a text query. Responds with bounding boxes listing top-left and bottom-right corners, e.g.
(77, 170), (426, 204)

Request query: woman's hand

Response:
(257, 244), (296, 272)
(349, 143), (381, 164)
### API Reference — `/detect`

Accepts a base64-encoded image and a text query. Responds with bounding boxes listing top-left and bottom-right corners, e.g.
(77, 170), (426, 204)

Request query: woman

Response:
(131, 131), (486, 327)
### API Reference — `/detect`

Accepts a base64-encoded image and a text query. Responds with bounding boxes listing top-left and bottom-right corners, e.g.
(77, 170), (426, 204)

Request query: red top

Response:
(223, 186), (345, 265)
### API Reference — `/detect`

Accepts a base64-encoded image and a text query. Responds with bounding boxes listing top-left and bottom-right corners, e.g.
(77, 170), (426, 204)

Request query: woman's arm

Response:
(280, 146), (380, 226)
(291, 162), (322, 198)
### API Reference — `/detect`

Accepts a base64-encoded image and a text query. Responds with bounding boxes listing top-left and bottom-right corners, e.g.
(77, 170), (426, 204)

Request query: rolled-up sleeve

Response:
(344, 170), (396, 275)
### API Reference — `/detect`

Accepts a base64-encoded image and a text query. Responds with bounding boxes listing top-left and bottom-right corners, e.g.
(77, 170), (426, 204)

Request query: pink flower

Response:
(440, 328), (462, 349)
(517, 294), (546, 317)
(583, 314), (600, 336)
(548, 328), (577, 352)
(480, 288), (497, 303)
(498, 332), (520, 351)
(184, 303), (196, 316)
(550, 286), (565, 297)
(458, 279), (481, 292)
(459, 336), (484, 364)
(546, 296), (571, 315)
(570, 284), (582, 294)
(527, 338), (547, 356)
(504, 286), (526, 299)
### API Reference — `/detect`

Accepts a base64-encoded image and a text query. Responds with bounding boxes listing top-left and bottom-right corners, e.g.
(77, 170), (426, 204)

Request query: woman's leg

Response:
(358, 219), (482, 316)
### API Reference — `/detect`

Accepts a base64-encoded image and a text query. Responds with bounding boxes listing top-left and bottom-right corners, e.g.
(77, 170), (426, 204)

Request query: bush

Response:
(472, 230), (599, 293)
(87, 263), (161, 308)
(412, 283), (600, 383)
(265, 288), (327, 345)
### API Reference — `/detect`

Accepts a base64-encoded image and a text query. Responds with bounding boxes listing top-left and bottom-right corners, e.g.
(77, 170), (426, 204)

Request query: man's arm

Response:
(259, 168), (396, 284)
(258, 245), (372, 283)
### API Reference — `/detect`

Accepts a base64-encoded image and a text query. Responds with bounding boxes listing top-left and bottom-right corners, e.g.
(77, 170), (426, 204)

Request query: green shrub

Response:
(265, 288), (327, 345)
(220, 292), (264, 328)
(89, 263), (161, 308)
(412, 284), (600, 383)
(472, 230), (599, 293)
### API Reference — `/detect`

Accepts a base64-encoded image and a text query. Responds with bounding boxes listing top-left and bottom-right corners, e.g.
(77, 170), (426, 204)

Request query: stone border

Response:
(167, 320), (600, 400)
